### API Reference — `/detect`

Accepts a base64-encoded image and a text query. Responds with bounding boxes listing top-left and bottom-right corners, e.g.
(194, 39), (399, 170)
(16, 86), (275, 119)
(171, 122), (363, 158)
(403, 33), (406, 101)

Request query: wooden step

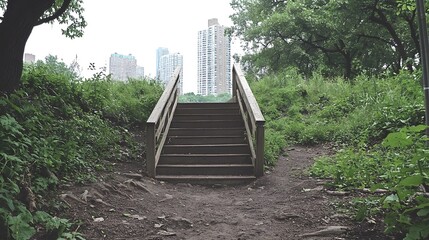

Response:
(159, 154), (252, 165)
(166, 136), (246, 145)
(177, 103), (238, 109)
(162, 144), (250, 154)
(174, 108), (240, 115)
(168, 128), (245, 136)
(173, 114), (242, 121)
(156, 164), (254, 176)
(170, 120), (244, 128)
(155, 175), (256, 185)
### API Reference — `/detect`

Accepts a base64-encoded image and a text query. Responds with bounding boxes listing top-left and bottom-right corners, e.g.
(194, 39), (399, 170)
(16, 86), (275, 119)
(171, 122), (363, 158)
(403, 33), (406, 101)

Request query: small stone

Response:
(274, 212), (301, 221)
(93, 217), (104, 222)
(159, 194), (173, 202)
(157, 230), (176, 236)
(154, 223), (164, 228)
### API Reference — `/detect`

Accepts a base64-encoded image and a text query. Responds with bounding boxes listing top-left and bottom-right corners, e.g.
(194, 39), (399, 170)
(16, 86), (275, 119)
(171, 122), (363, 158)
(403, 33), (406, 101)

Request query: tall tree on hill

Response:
(0, 0), (86, 94)
(230, 0), (423, 79)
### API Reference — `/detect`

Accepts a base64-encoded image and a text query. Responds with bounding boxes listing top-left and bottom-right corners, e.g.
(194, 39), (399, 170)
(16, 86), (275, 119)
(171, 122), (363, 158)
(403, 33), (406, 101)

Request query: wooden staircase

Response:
(155, 103), (256, 183)
(146, 65), (265, 184)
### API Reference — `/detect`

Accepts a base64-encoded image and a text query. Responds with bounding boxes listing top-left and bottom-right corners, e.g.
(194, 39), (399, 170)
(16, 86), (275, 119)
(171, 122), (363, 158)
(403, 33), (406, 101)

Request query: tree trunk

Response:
(0, 0), (54, 94)
(370, 8), (414, 72)
(343, 53), (352, 79)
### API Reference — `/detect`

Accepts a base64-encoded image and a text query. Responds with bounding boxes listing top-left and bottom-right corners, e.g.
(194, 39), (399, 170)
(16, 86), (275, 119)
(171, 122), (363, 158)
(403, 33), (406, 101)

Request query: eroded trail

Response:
(58, 145), (381, 240)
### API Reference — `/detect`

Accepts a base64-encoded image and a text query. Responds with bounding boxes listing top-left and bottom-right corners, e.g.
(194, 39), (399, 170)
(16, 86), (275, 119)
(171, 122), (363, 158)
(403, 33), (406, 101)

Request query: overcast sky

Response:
(25, 0), (240, 93)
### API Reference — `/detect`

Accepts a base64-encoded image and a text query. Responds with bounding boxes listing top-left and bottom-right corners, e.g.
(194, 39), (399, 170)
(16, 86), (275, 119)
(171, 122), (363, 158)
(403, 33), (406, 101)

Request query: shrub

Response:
(0, 57), (162, 239)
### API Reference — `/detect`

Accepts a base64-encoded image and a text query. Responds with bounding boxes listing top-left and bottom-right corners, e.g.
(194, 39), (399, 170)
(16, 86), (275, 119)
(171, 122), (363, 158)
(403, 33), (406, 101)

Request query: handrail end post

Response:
(146, 123), (156, 178)
(255, 123), (265, 177)
(232, 65), (238, 100)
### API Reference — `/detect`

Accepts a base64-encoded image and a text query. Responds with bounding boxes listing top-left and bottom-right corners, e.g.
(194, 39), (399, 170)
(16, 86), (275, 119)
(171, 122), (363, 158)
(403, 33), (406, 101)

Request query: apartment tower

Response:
(159, 52), (184, 94)
(156, 47), (169, 80)
(197, 18), (231, 96)
(109, 53), (137, 81)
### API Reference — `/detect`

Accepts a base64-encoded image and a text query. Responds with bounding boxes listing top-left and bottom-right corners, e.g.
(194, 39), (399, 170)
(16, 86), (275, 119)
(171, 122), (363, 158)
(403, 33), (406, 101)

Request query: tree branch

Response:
(35, 0), (72, 26)
(357, 33), (394, 46)
(404, 9), (420, 54)
(297, 36), (339, 54)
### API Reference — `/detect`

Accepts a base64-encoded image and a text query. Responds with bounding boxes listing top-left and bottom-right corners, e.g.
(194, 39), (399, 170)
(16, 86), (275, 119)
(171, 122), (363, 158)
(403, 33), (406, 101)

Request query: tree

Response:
(230, 0), (424, 79)
(0, 0), (86, 94)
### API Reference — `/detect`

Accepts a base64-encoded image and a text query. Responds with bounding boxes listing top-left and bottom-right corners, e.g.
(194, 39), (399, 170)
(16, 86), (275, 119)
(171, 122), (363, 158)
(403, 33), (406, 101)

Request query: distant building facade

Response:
(24, 53), (36, 64)
(109, 53), (137, 81)
(156, 47), (169, 80)
(159, 52), (183, 94)
(136, 66), (145, 78)
(197, 18), (231, 96)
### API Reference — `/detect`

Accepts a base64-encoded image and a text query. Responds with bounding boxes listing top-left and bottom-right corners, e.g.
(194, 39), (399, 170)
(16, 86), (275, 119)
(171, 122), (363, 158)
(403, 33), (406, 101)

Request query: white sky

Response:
(25, 0), (241, 93)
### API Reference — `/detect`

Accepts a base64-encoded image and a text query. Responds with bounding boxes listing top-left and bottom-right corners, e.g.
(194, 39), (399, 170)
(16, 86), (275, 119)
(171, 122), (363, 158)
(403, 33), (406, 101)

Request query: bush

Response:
(0, 56), (163, 239)
(250, 69), (424, 165)
(310, 126), (429, 239)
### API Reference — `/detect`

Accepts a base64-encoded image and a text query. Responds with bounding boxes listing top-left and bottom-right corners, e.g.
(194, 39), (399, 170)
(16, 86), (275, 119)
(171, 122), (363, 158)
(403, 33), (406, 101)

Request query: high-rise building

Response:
(156, 47), (169, 80)
(136, 66), (145, 78)
(109, 53), (137, 81)
(197, 18), (231, 96)
(24, 53), (35, 64)
(159, 52), (183, 94)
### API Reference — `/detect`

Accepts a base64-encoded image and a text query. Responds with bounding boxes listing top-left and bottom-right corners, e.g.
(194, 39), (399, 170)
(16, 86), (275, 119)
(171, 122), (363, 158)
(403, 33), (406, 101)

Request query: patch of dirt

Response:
(54, 145), (390, 240)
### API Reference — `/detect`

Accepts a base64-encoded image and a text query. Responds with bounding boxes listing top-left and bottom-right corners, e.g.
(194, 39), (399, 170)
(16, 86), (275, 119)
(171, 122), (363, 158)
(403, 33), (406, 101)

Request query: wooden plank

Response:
(237, 90), (256, 166)
(255, 124), (265, 177)
(155, 96), (178, 165)
(233, 64), (265, 124)
(146, 123), (156, 177)
(156, 89), (177, 139)
(147, 67), (181, 124)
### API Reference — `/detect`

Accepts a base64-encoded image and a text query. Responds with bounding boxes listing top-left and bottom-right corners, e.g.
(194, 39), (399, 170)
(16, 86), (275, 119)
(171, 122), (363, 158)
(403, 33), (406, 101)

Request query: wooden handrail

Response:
(146, 67), (181, 177)
(232, 63), (265, 177)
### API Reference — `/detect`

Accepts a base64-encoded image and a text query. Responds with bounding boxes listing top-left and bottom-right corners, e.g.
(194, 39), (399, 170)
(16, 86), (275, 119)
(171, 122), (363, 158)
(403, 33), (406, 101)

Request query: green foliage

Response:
(78, 74), (163, 124)
(252, 69), (424, 167)
(310, 126), (429, 239)
(230, 0), (422, 78)
(0, 0), (87, 39)
(253, 66), (426, 239)
(0, 57), (162, 239)
(179, 92), (232, 103)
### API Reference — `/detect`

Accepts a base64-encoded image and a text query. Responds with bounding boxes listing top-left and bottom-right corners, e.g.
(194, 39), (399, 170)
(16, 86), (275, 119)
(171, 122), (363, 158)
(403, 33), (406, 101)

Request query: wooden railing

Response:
(232, 63), (265, 177)
(146, 67), (181, 177)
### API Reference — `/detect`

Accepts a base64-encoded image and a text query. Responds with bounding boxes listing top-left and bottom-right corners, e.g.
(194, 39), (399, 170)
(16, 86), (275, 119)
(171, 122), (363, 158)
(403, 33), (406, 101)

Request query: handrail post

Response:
(255, 123), (265, 177)
(146, 123), (156, 177)
(232, 66), (238, 102)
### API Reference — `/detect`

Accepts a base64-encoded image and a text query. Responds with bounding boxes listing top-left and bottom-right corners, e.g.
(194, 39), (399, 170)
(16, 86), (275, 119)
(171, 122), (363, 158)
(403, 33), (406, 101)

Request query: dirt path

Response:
(57, 145), (386, 240)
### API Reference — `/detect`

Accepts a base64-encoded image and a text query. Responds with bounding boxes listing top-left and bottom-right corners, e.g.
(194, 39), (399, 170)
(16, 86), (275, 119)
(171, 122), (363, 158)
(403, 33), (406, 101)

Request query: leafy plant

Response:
(0, 56), (162, 239)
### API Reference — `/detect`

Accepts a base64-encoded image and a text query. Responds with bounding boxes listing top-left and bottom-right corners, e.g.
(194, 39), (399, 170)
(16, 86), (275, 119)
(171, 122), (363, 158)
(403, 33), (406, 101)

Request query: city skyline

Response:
(24, 0), (240, 93)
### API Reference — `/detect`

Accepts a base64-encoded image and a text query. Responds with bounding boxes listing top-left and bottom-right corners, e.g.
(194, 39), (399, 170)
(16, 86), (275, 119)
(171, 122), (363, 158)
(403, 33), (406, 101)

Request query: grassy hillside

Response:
(250, 68), (428, 239)
(0, 58), (163, 239)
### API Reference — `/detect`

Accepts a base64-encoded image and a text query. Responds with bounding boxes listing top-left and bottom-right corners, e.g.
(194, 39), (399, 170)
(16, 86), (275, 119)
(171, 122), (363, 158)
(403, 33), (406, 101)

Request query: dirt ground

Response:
(53, 144), (391, 240)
